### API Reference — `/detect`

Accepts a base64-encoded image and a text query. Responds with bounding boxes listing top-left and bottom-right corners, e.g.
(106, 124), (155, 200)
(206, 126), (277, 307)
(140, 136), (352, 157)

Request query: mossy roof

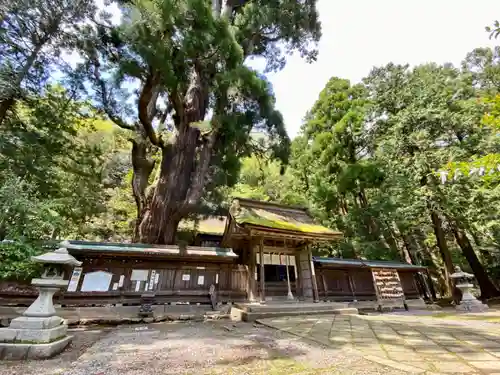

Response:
(231, 199), (341, 237)
(178, 216), (227, 236)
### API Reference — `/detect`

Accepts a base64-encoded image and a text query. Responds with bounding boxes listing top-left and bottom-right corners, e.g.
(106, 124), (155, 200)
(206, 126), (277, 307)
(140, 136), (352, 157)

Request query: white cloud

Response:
(267, 0), (500, 138)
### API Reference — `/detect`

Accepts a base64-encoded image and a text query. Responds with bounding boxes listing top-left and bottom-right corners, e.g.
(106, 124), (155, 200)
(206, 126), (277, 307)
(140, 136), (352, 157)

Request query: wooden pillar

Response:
(259, 237), (265, 303)
(320, 269), (328, 300)
(247, 242), (257, 302)
(347, 272), (356, 301)
(307, 245), (320, 303)
(371, 269), (382, 311)
(294, 251), (302, 299)
(284, 240), (294, 300)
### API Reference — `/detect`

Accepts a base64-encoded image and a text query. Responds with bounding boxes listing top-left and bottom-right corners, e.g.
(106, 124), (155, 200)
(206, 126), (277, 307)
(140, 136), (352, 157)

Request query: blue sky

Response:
(253, 0), (500, 138)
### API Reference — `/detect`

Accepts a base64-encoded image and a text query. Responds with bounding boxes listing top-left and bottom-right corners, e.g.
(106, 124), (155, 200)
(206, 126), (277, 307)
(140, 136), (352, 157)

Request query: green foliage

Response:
(486, 20), (500, 40)
(276, 46), (500, 297)
(74, 0), (320, 242)
(223, 152), (307, 206)
(0, 242), (44, 281)
(0, 0), (96, 123)
(0, 85), (134, 277)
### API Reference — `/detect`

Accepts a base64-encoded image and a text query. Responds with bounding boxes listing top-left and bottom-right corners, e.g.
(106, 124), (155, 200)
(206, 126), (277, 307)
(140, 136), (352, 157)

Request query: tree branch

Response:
(138, 70), (161, 146)
(90, 54), (135, 130)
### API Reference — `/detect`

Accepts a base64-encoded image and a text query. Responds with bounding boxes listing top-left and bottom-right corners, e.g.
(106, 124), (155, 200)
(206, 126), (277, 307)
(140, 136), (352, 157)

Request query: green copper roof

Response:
(313, 257), (426, 270)
(65, 240), (237, 258)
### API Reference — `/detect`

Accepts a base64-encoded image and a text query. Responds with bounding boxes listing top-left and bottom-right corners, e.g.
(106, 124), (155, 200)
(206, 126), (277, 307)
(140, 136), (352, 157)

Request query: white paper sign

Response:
(182, 274), (190, 281)
(118, 275), (125, 287)
(81, 271), (113, 292)
(149, 270), (156, 290)
(131, 269), (149, 281)
(135, 281), (141, 292)
(197, 275), (205, 285)
(67, 267), (83, 292)
(196, 266), (205, 270)
(112, 282), (118, 290)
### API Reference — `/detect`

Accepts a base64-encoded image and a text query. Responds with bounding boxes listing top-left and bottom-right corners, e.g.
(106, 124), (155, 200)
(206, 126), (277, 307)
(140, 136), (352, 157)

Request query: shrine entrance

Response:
(221, 198), (343, 304)
(256, 253), (297, 301)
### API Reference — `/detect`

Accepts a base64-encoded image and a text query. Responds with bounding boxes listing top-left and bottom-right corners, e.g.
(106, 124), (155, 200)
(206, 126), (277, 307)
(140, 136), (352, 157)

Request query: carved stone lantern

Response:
(450, 266), (489, 313)
(0, 240), (82, 359)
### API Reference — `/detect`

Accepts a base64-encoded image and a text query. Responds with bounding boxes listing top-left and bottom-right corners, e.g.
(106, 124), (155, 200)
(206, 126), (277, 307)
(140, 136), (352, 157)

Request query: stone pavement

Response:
(258, 314), (500, 374)
(0, 321), (407, 375)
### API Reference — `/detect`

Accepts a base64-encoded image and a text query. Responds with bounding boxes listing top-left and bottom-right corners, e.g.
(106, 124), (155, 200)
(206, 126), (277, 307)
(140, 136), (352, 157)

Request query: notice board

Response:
(372, 268), (405, 309)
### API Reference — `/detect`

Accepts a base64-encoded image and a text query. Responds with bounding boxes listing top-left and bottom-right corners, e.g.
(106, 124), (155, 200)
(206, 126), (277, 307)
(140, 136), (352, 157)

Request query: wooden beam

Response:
(307, 245), (320, 303)
(259, 237), (265, 303)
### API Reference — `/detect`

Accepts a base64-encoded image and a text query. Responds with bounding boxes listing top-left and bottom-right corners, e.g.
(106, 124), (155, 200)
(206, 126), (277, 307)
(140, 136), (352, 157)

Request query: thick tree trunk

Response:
(130, 138), (155, 242)
(137, 125), (212, 244)
(400, 231), (416, 264)
(429, 209), (454, 296)
(381, 221), (402, 257)
(449, 222), (500, 299)
(412, 228), (445, 298)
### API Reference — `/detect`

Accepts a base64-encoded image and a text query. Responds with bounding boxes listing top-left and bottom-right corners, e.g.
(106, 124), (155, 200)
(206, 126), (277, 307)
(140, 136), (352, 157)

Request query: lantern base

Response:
(0, 335), (72, 360)
(455, 283), (489, 313)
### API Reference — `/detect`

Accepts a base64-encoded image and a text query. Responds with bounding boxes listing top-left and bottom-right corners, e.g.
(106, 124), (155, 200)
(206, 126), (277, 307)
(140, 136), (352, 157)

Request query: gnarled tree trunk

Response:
(136, 124), (214, 244)
(130, 137), (155, 242)
(429, 209), (454, 296)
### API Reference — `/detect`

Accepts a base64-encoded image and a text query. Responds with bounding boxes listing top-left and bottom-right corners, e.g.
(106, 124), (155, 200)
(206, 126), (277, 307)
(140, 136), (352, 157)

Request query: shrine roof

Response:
(313, 257), (426, 270)
(227, 198), (342, 239)
(64, 240), (237, 258)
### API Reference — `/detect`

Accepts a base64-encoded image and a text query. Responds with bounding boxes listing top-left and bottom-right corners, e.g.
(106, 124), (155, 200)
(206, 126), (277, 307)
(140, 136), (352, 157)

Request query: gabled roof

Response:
(226, 198), (342, 240)
(313, 256), (426, 271)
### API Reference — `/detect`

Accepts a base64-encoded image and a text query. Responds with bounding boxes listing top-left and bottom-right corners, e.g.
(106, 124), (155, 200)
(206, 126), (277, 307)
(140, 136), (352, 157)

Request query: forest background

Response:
(1, 0), (500, 299)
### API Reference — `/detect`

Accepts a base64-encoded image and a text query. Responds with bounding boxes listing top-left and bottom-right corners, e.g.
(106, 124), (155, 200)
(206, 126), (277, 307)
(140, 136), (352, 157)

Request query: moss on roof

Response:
(233, 207), (340, 235)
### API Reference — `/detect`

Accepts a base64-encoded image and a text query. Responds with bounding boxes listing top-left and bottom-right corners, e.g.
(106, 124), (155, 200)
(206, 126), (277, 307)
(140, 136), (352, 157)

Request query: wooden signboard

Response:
(372, 269), (405, 310)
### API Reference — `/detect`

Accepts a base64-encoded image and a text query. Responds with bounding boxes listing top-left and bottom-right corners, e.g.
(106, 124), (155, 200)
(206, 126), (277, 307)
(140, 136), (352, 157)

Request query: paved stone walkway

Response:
(0, 321), (406, 375)
(258, 314), (500, 374)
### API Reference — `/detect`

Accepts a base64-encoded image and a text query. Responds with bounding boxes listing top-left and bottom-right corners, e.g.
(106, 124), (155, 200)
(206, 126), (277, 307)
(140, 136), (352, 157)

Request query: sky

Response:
(254, 0), (500, 139)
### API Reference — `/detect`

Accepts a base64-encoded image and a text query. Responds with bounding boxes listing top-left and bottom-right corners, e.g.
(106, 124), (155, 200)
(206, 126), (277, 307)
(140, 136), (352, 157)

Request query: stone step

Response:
(241, 307), (358, 322)
(235, 302), (350, 313)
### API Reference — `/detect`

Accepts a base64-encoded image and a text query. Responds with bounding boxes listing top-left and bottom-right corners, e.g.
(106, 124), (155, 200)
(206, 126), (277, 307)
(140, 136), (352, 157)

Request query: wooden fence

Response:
(0, 259), (249, 307)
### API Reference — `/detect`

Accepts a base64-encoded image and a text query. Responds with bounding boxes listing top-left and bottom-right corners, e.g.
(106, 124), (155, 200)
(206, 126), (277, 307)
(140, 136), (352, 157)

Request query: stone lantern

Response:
(450, 266), (489, 313)
(0, 240), (81, 359)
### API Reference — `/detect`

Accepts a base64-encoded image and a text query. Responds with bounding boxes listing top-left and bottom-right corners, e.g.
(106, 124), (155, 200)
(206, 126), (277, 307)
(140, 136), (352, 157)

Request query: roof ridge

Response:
(232, 197), (309, 213)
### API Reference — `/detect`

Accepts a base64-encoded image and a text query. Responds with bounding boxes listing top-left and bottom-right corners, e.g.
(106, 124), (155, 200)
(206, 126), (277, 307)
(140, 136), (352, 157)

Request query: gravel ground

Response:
(0, 327), (111, 375)
(0, 321), (407, 375)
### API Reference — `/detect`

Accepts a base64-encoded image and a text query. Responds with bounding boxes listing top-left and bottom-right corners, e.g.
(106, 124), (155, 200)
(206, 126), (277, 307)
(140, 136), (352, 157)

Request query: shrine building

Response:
(0, 198), (432, 312)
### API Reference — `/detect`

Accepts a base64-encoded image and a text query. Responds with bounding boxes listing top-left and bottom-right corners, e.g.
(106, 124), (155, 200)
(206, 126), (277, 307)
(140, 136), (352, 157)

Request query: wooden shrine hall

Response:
(0, 198), (430, 312)
(220, 198), (343, 303)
